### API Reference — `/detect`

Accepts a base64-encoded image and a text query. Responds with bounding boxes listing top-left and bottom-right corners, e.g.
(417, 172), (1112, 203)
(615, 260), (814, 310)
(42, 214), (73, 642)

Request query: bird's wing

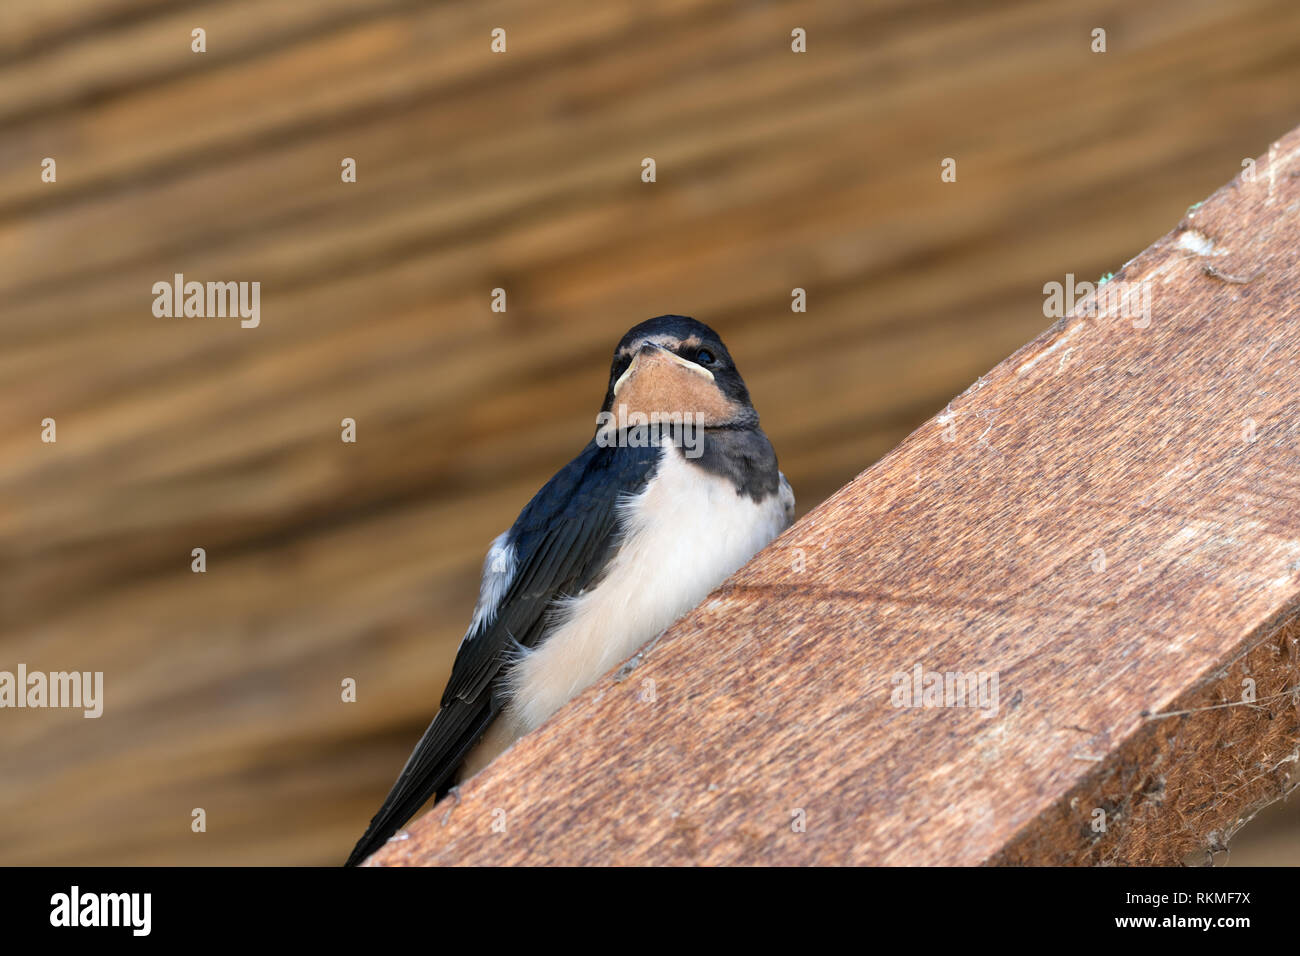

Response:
(778, 471), (795, 526)
(345, 439), (662, 865)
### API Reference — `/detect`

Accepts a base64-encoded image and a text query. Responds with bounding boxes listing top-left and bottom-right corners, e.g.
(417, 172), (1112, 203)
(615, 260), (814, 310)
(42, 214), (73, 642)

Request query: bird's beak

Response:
(613, 344), (713, 399)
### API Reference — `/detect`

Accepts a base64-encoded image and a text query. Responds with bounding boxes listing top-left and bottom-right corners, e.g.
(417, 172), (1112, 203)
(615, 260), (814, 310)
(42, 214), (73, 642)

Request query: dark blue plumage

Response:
(344, 440), (661, 866)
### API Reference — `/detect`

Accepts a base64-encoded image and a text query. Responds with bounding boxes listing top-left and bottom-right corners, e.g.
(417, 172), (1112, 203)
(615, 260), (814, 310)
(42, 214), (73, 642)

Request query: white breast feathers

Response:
(505, 445), (792, 732)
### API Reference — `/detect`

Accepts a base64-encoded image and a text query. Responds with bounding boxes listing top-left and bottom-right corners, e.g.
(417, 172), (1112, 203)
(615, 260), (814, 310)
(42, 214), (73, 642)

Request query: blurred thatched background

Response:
(2, 0), (1299, 865)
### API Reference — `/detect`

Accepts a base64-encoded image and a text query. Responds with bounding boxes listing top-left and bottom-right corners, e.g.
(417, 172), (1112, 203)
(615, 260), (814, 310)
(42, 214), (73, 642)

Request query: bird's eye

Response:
(696, 349), (716, 366)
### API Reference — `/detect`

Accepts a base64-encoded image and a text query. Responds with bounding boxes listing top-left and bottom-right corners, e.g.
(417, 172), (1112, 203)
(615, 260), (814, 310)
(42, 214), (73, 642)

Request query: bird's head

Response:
(598, 315), (757, 428)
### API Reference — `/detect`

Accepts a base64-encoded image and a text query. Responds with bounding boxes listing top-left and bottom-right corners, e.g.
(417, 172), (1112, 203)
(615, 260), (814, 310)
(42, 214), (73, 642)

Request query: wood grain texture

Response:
(370, 130), (1300, 866)
(4, 0), (1300, 865)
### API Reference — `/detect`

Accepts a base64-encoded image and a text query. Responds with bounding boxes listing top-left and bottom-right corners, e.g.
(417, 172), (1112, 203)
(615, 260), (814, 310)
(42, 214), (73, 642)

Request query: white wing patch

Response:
(464, 530), (517, 641)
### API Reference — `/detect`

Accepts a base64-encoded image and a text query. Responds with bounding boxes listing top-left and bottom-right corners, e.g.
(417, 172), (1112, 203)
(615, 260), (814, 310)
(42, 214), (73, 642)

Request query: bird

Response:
(345, 315), (793, 866)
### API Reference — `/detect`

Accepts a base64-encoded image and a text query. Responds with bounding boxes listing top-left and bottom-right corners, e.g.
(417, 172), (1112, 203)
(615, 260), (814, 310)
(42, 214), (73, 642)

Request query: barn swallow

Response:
(345, 315), (793, 866)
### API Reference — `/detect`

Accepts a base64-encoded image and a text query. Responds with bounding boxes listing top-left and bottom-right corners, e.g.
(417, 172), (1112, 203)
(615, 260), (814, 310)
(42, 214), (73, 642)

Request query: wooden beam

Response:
(368, 127), (1300, 866)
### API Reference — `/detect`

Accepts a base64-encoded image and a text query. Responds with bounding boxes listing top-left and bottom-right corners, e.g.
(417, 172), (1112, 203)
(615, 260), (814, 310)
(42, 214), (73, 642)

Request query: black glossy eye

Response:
(696, 349), (716, 366)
